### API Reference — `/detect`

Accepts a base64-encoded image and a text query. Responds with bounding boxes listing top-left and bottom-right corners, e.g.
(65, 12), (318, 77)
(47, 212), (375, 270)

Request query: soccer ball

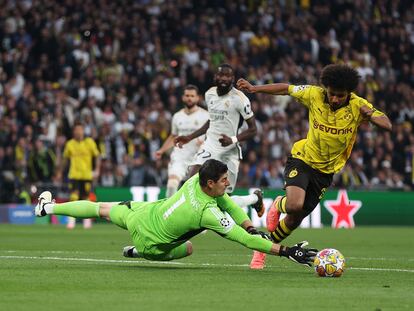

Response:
(314, 248), (346, 277)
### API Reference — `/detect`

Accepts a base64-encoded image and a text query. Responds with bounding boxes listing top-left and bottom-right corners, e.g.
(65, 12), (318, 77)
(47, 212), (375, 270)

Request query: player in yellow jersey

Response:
(62, 122), (100, 229)
(237, 64), (392, 269)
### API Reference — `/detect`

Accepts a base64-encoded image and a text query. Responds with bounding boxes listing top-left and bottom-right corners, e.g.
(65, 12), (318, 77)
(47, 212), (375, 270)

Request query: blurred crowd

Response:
(0, 0), (413, 202)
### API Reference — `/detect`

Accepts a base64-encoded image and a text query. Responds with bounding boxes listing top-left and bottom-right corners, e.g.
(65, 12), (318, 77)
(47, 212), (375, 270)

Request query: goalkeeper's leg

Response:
(123, 241), (193, 261)
(35, 191), (123, 222)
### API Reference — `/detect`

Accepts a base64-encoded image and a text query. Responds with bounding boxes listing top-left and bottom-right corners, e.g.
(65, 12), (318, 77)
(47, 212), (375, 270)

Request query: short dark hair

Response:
(320, 64), (360, 92)
(184, 84), (199, 94)
(199, 159), (228, 187)
(217, 63), (234, 73)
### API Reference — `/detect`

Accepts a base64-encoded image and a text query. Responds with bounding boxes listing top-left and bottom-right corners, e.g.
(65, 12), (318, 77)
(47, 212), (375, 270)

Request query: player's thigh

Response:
(79, 180), (92, 200)
(223, 154), (240, 193)
(303, 171), (333, 212)
(143, 242), (191, 261)
(191, 147), (213, 166)
(284, 157), (311, 210)
(168, 158), (190, 181)
(68, 180), (80, 200)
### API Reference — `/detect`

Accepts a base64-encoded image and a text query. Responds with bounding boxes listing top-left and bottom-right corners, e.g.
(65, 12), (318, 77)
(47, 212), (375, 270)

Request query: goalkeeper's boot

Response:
(123, 246), (140, 258)
(250, 251), (266, 270)
(35, 191), (53, 217)
(251, 189), (265, 217)
(266, 196), (282, 232)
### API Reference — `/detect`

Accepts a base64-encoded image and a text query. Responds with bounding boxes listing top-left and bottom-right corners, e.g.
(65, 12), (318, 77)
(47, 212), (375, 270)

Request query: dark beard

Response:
(216, 84), (231, 96)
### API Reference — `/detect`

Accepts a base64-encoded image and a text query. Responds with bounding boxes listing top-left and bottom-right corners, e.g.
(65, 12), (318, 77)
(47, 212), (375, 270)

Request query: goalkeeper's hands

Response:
(279, 241), (318, 267)
(246, 226), (272, 241)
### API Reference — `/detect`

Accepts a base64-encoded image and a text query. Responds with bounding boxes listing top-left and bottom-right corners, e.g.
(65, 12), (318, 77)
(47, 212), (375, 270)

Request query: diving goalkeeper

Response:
(35, 159), (316, 266)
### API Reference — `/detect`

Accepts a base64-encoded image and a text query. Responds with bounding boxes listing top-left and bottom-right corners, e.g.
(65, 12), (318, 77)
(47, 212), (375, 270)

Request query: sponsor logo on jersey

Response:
(293, 85), (310, 92)
(313, 120), (353, 134)
(288, 169), (298, 178)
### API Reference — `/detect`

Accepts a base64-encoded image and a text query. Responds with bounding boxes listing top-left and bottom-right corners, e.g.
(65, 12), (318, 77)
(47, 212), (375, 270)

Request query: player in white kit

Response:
(174, 64), (264, 216)
(155, 85), (209, 197)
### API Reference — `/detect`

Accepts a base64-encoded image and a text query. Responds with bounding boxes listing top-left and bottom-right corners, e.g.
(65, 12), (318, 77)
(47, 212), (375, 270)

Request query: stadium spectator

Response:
(0, 0), (413, 204)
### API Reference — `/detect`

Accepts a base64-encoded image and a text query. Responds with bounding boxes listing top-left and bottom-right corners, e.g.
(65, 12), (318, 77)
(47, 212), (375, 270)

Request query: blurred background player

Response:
(62, 122), (100, 229)
(35, 159), (317, 266)
(175, 64), (264, 216)
(237, 64), (392, 269)
(155, 85), (209, 197)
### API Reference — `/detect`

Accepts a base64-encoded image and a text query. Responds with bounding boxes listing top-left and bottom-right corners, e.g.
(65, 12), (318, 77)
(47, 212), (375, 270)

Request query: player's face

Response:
(215, 68), (234, 94)
(73, 125), (84, 141)
(209, 172), (230, 197)
(326, 87), (349, 109)
(182, 89), (199, 109)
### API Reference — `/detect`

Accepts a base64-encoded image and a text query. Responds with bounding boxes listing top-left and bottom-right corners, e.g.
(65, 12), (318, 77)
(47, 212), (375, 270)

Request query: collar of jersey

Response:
(323, 91), (351, 111)
(195, 181), (216, 202)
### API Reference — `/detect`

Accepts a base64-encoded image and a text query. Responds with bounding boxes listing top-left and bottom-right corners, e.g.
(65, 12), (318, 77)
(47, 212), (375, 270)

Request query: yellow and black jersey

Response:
(288, 85), (385, 174)
(63, 137), (100, 180)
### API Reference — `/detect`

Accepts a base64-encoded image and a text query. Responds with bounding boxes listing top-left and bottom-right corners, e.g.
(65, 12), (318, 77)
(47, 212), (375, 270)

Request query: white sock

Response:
(166, 187), (177, 198)
(44, 202), (55, 214)
(231, 194), (258, 207)
(67, 217), (76, 227)
(166, 178), (180, 197)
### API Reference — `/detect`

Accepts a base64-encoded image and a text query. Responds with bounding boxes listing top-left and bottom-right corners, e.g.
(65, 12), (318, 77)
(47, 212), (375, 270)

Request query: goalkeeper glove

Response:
(246, 226), (272, 241)
(279, 241), (318, 267)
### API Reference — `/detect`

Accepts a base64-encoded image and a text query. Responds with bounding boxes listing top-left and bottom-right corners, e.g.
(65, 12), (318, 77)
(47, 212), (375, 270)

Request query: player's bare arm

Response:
(155, 134), (176, 159)
(93, 156), (101, 180)
(218, 116), (257, 147)
(174, 120), (210, 148)
(360, 105), (392, 132)
(237, 78), (290, 95)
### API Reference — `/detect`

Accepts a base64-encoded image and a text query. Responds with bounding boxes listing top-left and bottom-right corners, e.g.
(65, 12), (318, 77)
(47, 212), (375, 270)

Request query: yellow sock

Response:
(277, 196), (287, 213)
(270, 218), (292, 243)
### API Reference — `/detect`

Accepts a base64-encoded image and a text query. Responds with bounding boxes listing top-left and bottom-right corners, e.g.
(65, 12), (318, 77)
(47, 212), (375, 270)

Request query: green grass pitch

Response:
(1, 224), (413, 311)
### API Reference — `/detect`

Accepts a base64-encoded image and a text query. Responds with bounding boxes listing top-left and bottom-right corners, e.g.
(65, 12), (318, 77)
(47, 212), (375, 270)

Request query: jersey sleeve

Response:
(222, 225), (273, 253)
(171, 114), (178, 136)
(200, 206), (273, 253)
(236, 92), (254, 120)
(200, 205), (235, 234)
(288, 85), (313, 108)
(63, 142), (71, 159)
(354, 97), (385, 123)
(88, 138), (100, 157)
(216, 193), (249, 225)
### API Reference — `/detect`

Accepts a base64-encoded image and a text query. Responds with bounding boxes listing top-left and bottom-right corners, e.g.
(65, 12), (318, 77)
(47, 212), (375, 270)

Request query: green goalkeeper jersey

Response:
(126, 174), (273, 254)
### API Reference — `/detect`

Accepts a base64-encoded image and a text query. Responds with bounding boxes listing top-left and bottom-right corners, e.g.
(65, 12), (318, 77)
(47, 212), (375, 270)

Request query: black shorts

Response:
(69, 180), (92, 200)
(284, 156), (333, 212)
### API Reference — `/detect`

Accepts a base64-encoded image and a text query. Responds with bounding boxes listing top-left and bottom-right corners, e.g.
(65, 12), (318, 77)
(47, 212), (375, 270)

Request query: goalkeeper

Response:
(35, 159), (316, 266)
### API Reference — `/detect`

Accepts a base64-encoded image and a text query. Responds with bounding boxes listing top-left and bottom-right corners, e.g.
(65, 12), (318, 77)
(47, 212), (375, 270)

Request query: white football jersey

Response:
(204, 86), (254, 150)
(170, 107), (209, 160)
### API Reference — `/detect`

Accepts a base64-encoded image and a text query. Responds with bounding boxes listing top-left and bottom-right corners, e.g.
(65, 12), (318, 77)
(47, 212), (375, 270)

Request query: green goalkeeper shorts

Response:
(109, 202), (188, 261)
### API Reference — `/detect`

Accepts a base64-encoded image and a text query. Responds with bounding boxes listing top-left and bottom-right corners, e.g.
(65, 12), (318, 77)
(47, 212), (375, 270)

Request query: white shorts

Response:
(168, 157), (191, 181)
(191, 142), (241, 193)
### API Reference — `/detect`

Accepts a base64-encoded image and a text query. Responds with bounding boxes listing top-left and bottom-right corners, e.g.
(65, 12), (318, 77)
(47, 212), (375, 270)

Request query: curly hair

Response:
(320, 64), (360, 92)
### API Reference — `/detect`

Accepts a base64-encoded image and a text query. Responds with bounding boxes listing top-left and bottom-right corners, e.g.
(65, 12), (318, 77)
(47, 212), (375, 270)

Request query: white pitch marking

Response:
(349, 267), (414, 273)
(0, 255), (413, 272)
